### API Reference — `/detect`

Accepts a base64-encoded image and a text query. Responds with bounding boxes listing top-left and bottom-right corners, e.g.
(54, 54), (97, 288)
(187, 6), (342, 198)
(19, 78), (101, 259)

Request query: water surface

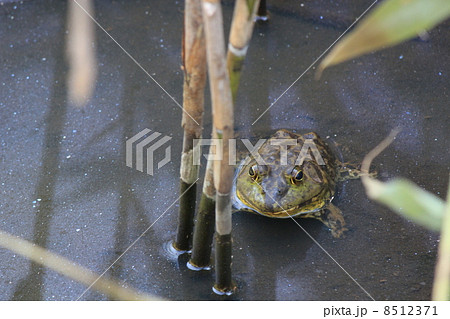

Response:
(0, 0), (448, 300)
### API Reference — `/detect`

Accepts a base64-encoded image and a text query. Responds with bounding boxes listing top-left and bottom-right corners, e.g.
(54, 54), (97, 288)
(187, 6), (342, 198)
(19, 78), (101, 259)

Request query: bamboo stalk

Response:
(0, 230), (161, 300)
(201, 0), (235, 294)
(432, 177), (450, 300)
(227, 0), (260, 101)
(174, 0), (207, 252)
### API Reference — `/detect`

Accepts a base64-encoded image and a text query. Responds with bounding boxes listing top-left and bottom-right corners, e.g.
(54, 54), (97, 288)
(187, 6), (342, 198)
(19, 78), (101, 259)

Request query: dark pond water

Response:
(0, 0), (448, 300)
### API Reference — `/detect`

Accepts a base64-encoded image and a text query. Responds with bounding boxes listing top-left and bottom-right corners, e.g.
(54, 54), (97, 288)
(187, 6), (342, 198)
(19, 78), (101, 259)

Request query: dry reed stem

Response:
(0, 230), (161, 300)
(67, 0), (97, 107)
(202, 0), (235, 293)
(175, 0), (207, 251)
(190, 153), (216, 268)
(227, 0), (260, 101)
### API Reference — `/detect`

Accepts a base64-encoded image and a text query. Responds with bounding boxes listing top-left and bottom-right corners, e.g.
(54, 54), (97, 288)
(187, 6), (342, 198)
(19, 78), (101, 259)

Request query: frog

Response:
(232, 129), (365, 238)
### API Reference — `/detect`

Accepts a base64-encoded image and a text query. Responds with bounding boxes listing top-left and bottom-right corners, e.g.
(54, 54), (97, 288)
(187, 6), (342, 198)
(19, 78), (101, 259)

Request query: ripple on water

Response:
(162, 240), (189, 260)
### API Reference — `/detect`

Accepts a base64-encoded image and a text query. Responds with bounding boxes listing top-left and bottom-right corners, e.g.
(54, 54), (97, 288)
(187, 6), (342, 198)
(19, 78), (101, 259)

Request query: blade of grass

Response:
(432, 177), (450, 300)
(0, 230), (162, 300)
(361, 129), (445, 232)
(318, 0), (450, 75)
(364, 178), (445, 232)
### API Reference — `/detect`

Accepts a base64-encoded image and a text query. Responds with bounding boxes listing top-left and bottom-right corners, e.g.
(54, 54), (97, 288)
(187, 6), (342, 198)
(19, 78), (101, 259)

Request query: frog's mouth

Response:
(236, 190), (330, 219)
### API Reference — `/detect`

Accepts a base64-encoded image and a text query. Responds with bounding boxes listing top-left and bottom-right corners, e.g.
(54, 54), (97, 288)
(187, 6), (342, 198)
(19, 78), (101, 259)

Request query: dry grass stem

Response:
(0, 230), (161, 300)
(67, 0), (97, 107)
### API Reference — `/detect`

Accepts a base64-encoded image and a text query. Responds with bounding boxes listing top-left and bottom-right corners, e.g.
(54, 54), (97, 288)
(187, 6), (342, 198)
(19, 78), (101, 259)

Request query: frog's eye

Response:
(248, 165), (260, 182)
(290, 166), (304, 184)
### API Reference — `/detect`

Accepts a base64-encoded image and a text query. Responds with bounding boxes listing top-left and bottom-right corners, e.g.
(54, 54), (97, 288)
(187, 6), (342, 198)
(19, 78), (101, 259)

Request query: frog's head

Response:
(233, 130), (332, 218)
(235, 160), (330, 217)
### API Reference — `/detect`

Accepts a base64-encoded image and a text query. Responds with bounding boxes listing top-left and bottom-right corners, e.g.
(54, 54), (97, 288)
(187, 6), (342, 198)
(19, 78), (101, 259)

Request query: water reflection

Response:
(12, 1), (68, 300)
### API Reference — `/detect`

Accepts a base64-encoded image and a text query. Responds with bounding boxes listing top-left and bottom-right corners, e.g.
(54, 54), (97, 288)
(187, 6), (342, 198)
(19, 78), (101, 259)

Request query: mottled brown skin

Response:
(233, 129), (354, 238)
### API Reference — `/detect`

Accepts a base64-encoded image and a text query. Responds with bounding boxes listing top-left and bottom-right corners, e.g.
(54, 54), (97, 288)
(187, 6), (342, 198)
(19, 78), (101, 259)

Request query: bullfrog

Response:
(232, 129), (364, 238)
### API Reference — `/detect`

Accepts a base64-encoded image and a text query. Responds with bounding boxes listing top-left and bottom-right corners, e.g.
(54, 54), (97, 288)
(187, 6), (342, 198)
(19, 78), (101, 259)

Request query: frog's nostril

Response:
(276, 186), (288, 197)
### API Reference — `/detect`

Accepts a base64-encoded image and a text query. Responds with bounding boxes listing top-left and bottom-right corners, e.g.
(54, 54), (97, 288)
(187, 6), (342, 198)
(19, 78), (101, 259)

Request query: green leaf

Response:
(318, 0), (450, 74)
(364, 178), (445, 232)
(432, 179), (450, 300)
